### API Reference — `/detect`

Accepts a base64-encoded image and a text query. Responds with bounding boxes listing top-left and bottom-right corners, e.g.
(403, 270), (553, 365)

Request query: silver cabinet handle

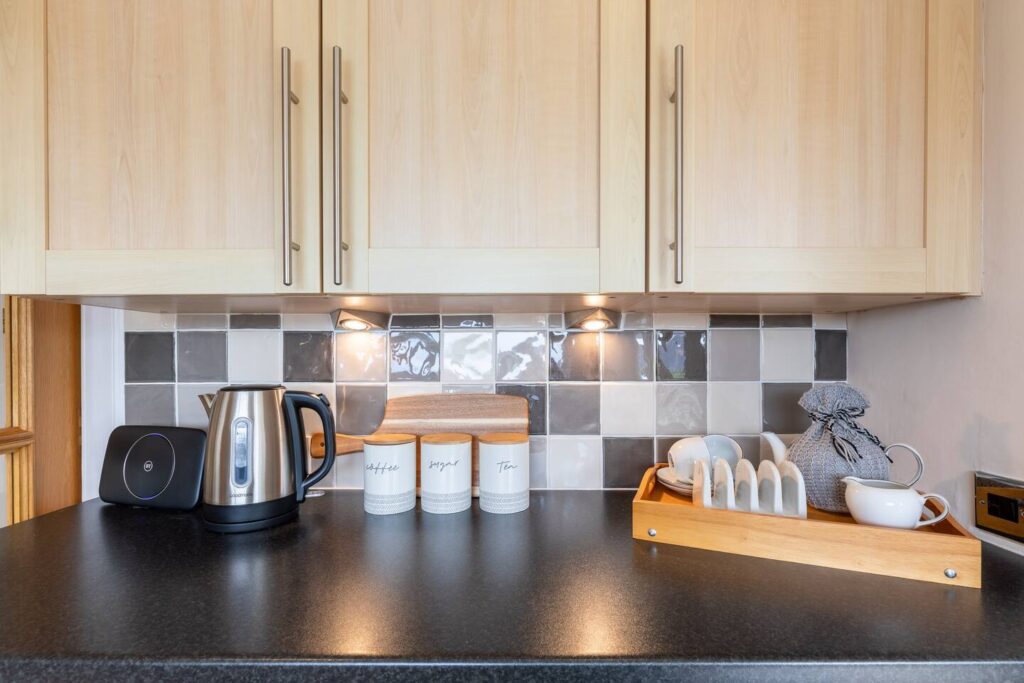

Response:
(332, 45), (350, 286)
(282, 46), (300, 287)
(669, 44), (684, 285)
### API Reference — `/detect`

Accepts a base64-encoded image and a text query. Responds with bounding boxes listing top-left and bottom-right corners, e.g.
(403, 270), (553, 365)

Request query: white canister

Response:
(420, 433), (472, 514)
(478, 432), (530, 514)
(362, 433), (417, 515)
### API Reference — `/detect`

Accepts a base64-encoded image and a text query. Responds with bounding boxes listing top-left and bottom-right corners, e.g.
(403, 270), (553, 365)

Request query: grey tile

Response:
(603, 438), (654, 488)
(124, 384), (176, 425)
(622, 311), (653, 329)
(284, 332), (334, 382)
(496, 384), (547, 435)
(655, 330), (707, 381)
(549, 332), (600, 381)
(602, 330), (654, 381)
(442, 314), (493, 329)
(548, 384), (600, 435)
(710, 314), (760, 328)
(230, 314), (280, 329)
(495, 331), (547, 382)
(529, 437), (547, 489)
(176, 314), (227, 330)
(763, 383), (813, 434)
(729, 435), (763, 463)
(390, 314), (440, 329)
(335, 384), (387, 435)
(547, 313), (564, 329)
(389, 331), (440, 381)
(815, 330), (848, 381)
(708, 329), (760, 381)
(176, 383), (222, 429)
(335, 330), (388, 382)
(656, 383), (707, 435)
(762, 315), (812, 328)
(125, 332), (175, 382)
(176, 332), (227, 382)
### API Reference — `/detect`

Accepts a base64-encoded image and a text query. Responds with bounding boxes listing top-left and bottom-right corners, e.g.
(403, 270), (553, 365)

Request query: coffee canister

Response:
(362, 433), (417, 515)
(420, 433), (472, 514)
(478, 432), (530, 514)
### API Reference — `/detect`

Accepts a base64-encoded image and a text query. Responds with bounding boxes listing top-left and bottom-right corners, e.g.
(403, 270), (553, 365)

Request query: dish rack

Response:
(633, 464), (982, 588)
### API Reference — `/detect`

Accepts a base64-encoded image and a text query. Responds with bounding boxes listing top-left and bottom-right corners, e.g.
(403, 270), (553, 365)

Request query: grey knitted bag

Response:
(787, 384), (890, 513)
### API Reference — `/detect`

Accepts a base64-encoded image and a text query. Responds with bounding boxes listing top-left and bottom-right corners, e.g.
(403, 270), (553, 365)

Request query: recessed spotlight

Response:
(565, 307), (621, 332)
(333, 309), (389, 331)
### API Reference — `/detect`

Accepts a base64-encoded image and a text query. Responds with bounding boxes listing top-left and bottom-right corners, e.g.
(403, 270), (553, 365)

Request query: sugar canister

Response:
(362, 433), (417, 515)
(420, 433), (472, 514)
(478, 432), (530, 514)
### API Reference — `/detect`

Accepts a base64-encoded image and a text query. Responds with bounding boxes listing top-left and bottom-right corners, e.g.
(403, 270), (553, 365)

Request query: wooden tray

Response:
(633, 465), (981, 587)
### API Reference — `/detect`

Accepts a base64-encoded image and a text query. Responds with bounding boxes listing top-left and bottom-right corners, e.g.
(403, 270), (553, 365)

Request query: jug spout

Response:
(842, 476), (865, 486)
(761, 432), (788, 464)
(199, 393), (217, 418)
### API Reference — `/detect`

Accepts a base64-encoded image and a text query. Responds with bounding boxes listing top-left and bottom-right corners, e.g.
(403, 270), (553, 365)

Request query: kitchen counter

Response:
(1, 491), (1023, 681)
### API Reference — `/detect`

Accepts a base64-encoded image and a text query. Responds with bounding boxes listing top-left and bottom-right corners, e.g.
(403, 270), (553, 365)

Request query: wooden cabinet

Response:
(1, 0), (321, 295)
(323, 0), (646, 294)
(648, 0), (981, 294)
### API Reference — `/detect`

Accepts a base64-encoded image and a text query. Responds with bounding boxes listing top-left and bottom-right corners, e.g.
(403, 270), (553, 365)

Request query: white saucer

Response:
(656, 467), (693, 495)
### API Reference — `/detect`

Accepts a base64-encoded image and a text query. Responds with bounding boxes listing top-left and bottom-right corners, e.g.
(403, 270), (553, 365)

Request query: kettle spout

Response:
(198, 393), (217, 418)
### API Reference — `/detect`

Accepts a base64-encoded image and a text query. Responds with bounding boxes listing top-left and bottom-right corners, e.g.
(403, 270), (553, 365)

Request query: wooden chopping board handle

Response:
(311, 432), (365, 458)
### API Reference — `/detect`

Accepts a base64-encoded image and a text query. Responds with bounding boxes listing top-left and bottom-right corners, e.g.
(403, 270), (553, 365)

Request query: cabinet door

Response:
(8, 0), (320, 295)
(326, 0), (645, 294)
(649, 0), (980, 294)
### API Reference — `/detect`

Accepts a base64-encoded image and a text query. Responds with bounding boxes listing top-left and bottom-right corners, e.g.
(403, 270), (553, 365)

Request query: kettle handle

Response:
(282, 391), (337, 503)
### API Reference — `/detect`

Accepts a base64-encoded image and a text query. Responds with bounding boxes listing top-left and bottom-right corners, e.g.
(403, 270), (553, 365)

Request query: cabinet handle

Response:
(332, 45), (350, 286)
(282, 47), (301, 287)
(669, 44), (684, 285)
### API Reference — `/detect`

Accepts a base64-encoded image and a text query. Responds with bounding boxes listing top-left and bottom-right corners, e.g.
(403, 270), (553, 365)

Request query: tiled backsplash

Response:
(121, 311), (847, 489)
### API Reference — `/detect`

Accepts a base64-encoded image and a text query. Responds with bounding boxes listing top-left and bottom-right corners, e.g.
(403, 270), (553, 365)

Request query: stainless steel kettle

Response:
(198, 385), (336, 532)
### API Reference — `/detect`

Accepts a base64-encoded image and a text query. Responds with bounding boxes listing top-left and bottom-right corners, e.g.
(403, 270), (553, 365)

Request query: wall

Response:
(83, 309), (847, 494)
(849, 0), (1023, 553)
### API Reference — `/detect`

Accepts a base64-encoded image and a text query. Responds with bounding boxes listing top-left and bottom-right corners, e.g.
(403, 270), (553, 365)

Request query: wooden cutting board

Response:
(310, 393), (529, 488)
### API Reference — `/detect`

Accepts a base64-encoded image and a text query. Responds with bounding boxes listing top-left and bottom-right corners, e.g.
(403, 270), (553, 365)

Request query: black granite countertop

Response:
(1, 491), (1023, 681)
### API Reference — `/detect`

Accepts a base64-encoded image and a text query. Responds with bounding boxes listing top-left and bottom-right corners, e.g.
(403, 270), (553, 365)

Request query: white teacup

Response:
(842, 477), (949, 529)
(667, 437), (710, 483)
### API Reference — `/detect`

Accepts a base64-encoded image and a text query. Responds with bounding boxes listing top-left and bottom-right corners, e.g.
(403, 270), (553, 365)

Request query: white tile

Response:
(387, 383), (442, 399)
(441, 331), (494, 382)
(227, 329), (283, 383)
(334, 450), (365, 488)
(600, 383), (656, 436)
(282, 314), (334, 331)
(335, 330), (388, 382)
(494, 313), (548, 329)
(707, 382), (762, 434)
(442, 384), (494, 394)
(653, 312), (708, 329)
(529, 437), (547, 488)
(812, 313), (847, 330)
(124, 311), (176, 331)
(547, 437), (603, 489)
(176, 383), (222, 429)
(761, 329), (814, 381)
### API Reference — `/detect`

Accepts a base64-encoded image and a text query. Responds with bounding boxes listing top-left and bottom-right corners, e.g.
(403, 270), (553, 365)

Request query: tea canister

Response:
(362, 433), (417, 515)
(420, 433), (472, 514)
(478, 432), (530, 514)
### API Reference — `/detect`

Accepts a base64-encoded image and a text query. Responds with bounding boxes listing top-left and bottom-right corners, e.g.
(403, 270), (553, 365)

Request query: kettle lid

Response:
(219, 384), (284, 392)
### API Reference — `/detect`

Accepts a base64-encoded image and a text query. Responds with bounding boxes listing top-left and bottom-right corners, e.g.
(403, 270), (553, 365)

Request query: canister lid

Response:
(477, 432), (529, 445)
(420, 432), (472, 445)
(363, 433), (417, 446)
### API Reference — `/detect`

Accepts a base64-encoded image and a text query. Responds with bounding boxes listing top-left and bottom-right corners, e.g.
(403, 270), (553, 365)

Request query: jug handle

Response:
(283, 391), (337, 503)
(884, 443), (924, 488)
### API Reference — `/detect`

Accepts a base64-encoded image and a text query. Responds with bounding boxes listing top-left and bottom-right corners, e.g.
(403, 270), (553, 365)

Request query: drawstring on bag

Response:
(806, 405), (889, 464)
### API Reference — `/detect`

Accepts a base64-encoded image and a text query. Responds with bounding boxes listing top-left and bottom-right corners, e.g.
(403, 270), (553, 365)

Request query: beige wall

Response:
(849, 0), (1023, 553)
